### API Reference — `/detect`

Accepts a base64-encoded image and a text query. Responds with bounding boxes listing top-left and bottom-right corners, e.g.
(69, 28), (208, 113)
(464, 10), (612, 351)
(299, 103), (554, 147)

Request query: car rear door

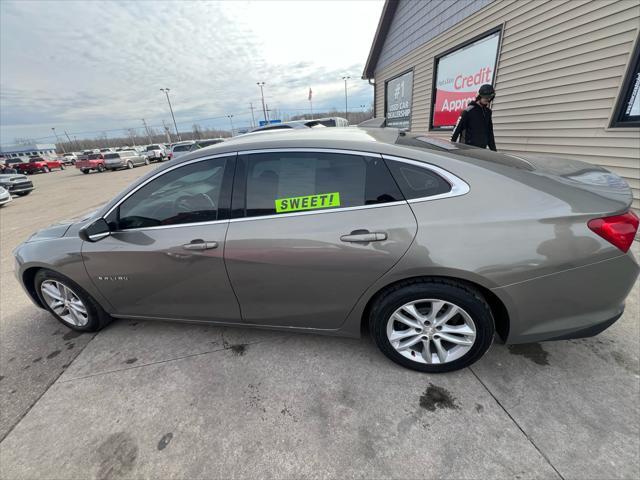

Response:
(224, 149), (417, 330)
(82, 154), (241, 323)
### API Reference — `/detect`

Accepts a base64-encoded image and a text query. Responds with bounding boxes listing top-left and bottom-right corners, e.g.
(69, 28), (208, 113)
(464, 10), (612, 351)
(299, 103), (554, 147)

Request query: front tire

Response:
(42, 166), (50, 173)
(81, 169), (89, 174)
(369, 279), (494, 373)
(60, 164), (65, 170)
(127, 161), (134, 169)
(35, 269), (112, 332)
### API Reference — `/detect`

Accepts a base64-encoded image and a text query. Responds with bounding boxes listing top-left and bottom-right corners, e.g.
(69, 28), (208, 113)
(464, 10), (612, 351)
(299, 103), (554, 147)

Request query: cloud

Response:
(0, 0), (383, 143)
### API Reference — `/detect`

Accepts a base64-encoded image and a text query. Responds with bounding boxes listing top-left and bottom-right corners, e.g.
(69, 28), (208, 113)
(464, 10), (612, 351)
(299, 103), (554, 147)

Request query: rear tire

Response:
(127, 161), (134, 169)
(34, 269), (112, 332)
(42, 166), (50, 173)
(369, 279), (494, 373)
(81, 169), (89, 174)
(144, 158), (150, 165)
(97, 164), (105, 173)
(60, 165), (65, 170)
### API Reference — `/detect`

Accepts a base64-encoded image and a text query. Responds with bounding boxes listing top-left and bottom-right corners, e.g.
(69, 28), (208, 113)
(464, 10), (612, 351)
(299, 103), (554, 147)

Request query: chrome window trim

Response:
(381, 154), (470, 203)
(238, 147), (382, 157)
(229, 201), (407, 223)
(102, 152), (235, 220)
(111, 218), (229, 233)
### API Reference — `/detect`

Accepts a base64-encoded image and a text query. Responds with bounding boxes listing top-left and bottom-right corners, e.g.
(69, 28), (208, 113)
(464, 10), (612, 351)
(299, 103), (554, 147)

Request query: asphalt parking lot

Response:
(0, 166), (638, 479)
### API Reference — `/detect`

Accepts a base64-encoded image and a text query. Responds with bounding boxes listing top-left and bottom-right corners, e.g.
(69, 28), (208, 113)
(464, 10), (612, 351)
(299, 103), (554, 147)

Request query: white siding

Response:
(374, 0), (640, 210)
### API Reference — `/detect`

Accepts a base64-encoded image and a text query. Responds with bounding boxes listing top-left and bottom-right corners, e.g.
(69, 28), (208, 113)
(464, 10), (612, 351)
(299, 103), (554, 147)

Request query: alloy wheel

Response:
(40, 280), (89, 327)
(386, 299), (476, 364)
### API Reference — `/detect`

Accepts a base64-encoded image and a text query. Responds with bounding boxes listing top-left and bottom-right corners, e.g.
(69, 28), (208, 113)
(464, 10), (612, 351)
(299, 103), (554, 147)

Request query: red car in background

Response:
(75, 153), (106, 174)
(16, 157), (64, 174)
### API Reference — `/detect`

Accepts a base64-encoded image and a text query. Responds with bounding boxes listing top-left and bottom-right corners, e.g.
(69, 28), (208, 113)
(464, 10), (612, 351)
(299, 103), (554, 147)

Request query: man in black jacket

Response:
(450, 84), (497, 151)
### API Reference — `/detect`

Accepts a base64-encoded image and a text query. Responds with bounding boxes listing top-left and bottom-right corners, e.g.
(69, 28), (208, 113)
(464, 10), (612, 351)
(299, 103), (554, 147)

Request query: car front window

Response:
(113, 158), (227, 230)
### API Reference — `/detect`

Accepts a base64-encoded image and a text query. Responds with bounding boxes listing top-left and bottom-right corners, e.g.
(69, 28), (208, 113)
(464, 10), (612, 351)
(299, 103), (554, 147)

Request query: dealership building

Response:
(363, 0), (640, 210)
(0, 143), (58, 160)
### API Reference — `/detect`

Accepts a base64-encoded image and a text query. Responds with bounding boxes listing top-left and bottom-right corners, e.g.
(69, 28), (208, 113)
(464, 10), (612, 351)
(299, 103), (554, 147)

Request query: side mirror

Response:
(79, 218), (111, 242)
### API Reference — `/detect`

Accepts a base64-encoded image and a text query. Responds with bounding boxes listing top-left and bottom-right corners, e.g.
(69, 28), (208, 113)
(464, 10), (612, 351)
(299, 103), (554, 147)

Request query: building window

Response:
(384, 70), (413, 130)
(611, 40), (640, 128)
(430, 27), (502, 130)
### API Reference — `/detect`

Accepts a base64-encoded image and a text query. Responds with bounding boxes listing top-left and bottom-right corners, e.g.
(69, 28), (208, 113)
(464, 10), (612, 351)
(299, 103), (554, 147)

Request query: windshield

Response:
(146, 145), (160, 151)
(172, 144), (192, 152)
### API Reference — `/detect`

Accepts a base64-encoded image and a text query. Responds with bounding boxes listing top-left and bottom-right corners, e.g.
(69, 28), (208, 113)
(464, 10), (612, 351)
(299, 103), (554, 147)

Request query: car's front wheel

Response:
(42, 166), (50, 173)
(127, 161), (134, 169)
(60, 164), (65, 170)
(35, 269), (112, 332)
(369, 279), (494, 373)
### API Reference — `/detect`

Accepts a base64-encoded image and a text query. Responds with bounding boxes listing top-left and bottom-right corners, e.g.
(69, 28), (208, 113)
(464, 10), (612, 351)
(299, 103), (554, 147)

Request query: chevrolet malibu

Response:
(14, 125), (639, 372)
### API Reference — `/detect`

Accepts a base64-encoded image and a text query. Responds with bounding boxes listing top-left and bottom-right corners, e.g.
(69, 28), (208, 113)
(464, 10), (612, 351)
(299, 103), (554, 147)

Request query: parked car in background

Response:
(13, 126), (639, 373)
(0, 173), (35, 196)
(16, 157), (64, 174)
(99, 148), (113, 154)
(250, 117), (349, 133)
(3, 158), (24, 172)
(170, 141), (196, 160)
(75, 153), (106, 174)
(192, 138), (225, 150)
(145, 144), (168, 162)
(0, 186), (12, 207)
(61, 153), (77, 165)
(104, 150), (149, 170)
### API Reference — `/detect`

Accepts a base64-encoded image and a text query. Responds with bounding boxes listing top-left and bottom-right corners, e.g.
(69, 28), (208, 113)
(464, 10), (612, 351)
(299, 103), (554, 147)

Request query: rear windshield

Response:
(104, 153), (120, 159)
(396, 134), (534, 171)
(146, 145), (160, 151)
(63, 153), (74, 157)
(172, 144), (192, 152)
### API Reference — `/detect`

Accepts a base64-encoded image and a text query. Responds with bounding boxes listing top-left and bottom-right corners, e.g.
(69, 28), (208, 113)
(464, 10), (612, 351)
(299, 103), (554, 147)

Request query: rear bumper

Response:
(494, 252), (639, 344)
(105, 161), (125, 169)
(5, 182), (34, 194)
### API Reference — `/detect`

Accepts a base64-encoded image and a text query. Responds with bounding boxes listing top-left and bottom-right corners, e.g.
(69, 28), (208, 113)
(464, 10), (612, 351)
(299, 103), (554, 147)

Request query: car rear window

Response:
(146, 145), (160, 151)
(104, 153), (120, 159)
(385, 160), (452, 200)
(88, 154), (102, 160)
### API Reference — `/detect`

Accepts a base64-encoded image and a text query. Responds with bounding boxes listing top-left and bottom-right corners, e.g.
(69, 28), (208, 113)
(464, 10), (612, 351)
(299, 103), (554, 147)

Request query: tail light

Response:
(588, 211), (639, 252)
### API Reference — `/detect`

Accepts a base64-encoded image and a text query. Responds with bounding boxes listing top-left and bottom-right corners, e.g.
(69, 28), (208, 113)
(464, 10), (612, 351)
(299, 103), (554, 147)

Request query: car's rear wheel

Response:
(42, 166), (50, 173)
(60, 164), (65, 170)
(35, 270), (112, 332)
(369, 279), (494, 373)
(127, 161), (134, 169)
(144, 158), (150, 165)
(81, 169), (89, 174)
(97, 164), (105, 173)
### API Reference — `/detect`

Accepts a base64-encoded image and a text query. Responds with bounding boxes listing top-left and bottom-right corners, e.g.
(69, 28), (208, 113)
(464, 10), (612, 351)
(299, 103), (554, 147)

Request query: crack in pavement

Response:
(57, 334), (288, 384)
(0, 331), (98, 444)
(469, 366), (565, 480)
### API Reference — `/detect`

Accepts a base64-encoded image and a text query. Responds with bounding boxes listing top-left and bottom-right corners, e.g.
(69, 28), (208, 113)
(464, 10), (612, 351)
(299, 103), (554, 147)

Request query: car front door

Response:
(224, 149), (417, 330)
(82, 154), (241, 323)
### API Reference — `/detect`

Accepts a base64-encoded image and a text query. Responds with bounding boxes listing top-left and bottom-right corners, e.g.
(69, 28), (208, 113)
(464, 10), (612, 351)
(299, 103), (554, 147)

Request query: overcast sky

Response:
(0, 0), (383, 144)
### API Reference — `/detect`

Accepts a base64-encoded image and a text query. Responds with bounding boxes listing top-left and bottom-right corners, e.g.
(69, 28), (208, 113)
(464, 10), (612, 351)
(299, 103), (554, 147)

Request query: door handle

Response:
(182, 240), (218, 250)
(340, 230), (387, 243)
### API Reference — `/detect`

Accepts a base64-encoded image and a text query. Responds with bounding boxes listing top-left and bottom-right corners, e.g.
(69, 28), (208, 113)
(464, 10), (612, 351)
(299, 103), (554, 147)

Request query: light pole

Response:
(227, 115), (235, 137)
(249, 102), (256, 129)
(342, 76), (350, 123)
(160, 88), (181, 141)
(51, 127), (65, 153)
(257, 82), (268, 123)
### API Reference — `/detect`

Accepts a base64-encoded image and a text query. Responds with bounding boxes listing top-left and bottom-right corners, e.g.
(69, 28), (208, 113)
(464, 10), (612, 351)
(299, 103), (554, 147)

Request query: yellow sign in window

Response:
(275, 192), (341, 213)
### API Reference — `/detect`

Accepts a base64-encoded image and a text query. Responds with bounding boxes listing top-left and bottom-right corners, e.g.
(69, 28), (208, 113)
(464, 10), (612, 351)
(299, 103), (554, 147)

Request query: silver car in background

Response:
(104, 150), (149, 170)
(13, 125), (639, 372)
